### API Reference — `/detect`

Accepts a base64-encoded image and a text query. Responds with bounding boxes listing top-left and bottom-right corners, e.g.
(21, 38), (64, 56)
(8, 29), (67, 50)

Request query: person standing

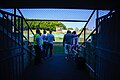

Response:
(46, 30), (55, 58)
(41, 29), (47, 58)
(71, 31), (79, 59)
(63, 30), (80, 61)
(71, 31), (79, 50)
(34, 29), (43, 65)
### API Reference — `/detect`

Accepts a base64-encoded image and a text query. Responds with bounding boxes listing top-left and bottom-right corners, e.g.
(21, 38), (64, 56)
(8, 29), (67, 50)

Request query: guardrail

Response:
(0, 9), (35, 80)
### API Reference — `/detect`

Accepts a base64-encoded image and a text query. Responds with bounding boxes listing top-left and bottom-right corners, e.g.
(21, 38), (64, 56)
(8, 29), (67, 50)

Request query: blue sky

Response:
(18, 9), (93, 30)
(1, 8), (110, 30)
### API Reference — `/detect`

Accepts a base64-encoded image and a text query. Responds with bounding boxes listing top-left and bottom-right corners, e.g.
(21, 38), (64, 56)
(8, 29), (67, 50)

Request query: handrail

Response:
(0, 9), (22, 18)
(85, 27), (96, 41)
(0, 9), (35, 55)
(78, 10), (95, 38)
(23, 46), (35, 56)
(0, 9), (28, 41)
(78, 10), (96, 47)
(16, 9), (36, 56)
(17, 8), (34, 35)
(86, 10), (115, 41)
(0, 9), (35, 45)
(84, 10), (96, 28)
(77, 27), (96, 48)
(97, 11), (115, 20)
(78, 27), (96, 48)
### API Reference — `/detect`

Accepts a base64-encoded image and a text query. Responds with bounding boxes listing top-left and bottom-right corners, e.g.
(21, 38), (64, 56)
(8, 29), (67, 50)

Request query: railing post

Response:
(10, 15), (13, 47)
(95, 10), (99, 80)
(21, 18), (24, 79)
(84, 27), (86, 58)
(96, 10), (99, 34)
(28, 23), (29, 42)
(17, 8), (34, 36)
(6, 14), (9, 48)
(2, 14), (5, 49)
(14, 8), (17, 46)
(18, 17), (20, 44)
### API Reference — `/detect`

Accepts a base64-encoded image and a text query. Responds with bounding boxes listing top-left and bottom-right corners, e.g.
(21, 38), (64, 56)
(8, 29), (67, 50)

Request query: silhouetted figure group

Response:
(34, 29), (55, 65)
(34, 29), (81, 65)
(63, 30), (80, 61)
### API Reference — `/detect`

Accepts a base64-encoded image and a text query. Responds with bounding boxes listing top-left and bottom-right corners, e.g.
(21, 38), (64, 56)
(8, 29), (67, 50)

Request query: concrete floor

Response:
(23, 54), (90, 80)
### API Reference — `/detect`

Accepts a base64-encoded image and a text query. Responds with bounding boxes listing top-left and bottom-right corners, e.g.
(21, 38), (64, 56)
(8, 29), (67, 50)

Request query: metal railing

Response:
(74, 10), (117, 80)
(0, 9), (35, 80)
(17, 8), (34, 43)
(72, 10), (98, 79)
(95, 10), (119, 80)
(0, 8), (115, 80)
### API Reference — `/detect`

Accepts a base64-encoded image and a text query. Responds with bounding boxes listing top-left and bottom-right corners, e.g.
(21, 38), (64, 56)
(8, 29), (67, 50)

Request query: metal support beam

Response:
(26, 19), (88, 22)
(78, 10), (95, 37)
(96, 10), (99, 34)
(17, 8), (34, 36)
(14, 8), (16, 46)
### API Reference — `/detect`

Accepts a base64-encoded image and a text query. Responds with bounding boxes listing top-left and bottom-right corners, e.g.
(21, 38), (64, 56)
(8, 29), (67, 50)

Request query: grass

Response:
(53, 45), (64, 54)
(24, 29), (84, 54)
(53, 42), (64, 54)
(24, 29), (85, 42)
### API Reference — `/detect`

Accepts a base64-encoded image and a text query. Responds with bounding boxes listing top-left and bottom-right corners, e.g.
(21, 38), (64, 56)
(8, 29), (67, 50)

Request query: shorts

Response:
(64, 43), (72, 54)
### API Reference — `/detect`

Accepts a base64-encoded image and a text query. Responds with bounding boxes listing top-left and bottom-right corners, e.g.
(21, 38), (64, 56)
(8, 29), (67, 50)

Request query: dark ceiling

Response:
(0, 0), (119, 10)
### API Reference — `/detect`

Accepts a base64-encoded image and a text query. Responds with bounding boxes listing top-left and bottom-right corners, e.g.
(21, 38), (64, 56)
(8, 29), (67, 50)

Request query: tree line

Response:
(16, 18), (89, 31)
(23, 19), (67, 31)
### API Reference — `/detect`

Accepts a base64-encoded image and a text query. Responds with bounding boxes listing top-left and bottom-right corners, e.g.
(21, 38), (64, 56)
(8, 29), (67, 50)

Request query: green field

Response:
(24, 30), (84, 54)
(24, 29), (85, 42)
(53, 45), (64, 54)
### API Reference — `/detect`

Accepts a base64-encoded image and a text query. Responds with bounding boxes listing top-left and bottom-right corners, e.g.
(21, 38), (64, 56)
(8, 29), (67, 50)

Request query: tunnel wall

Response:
(95, 11), (120, 80)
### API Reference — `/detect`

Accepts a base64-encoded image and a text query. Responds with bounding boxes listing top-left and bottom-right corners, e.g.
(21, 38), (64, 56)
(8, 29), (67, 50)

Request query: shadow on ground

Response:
(23, 54), (90, 80)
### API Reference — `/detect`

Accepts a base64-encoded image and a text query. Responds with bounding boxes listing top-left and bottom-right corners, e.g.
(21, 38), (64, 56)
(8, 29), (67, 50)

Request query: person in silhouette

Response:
(41, 29), (47, 58)
(46, 30), (55, 58)
(71, 31), (79, 60)
(63, 30), (80, 61)
(34, 29), (43, 65)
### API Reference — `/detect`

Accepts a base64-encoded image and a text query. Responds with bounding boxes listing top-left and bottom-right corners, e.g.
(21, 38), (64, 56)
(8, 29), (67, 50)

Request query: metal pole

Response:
(21, 18), (24, 78)
(28, 23), (29, 42)
(95, 9), (99, 80)
(14, 8), (16, 46)
(84, 27), (86, 59)
(96, 10), (99, 34)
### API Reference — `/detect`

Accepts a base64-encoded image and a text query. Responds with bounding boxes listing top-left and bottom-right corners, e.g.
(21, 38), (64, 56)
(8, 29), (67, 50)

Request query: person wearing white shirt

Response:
(46, 30), (55, 57)
(41, 30), (47, 58)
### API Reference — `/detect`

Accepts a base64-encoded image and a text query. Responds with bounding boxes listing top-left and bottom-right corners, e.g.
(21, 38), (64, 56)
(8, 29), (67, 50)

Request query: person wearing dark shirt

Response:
(63, 30), (80, 61)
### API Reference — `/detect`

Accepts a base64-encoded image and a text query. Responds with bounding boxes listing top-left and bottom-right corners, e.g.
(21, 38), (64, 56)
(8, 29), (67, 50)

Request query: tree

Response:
(79, 27), (89, 31)
(68, 27), (73, 30)
(75, 27), (79, 31)
(25, 19), (67, 31)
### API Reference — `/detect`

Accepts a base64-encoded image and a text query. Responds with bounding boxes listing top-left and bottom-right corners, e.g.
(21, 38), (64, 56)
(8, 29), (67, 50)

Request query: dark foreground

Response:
(22, 54), (90, 80)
